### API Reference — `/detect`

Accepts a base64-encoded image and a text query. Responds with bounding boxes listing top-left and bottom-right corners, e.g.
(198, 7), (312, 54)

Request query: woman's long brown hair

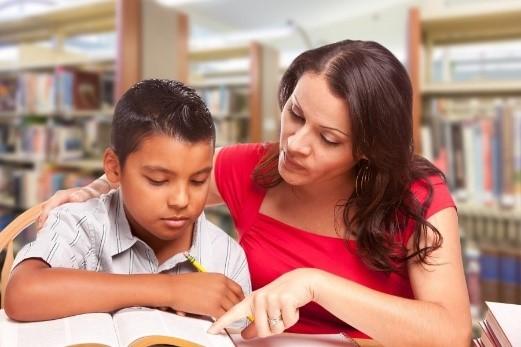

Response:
(253, 40), (445, 272)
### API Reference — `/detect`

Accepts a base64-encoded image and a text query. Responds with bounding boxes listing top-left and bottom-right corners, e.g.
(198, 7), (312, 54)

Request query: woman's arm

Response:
(207, 147), (224, 205)
(5, 259), (244, 322)
(312, 208), (471, 347)
(210, 207), (471, 347)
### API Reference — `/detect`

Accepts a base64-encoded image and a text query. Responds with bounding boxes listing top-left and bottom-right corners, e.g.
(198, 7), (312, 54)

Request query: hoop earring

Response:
(355, 163), (370, 196)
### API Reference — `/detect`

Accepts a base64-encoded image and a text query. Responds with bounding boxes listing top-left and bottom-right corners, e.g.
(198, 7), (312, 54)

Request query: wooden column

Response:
(115, 0), (189, 100)
(407, 7), (422, 154)
(115, 0), (141, 100)
(249, 42), (279, 142)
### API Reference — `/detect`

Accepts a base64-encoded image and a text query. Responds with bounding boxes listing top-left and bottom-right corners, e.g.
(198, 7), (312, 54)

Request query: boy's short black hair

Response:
(111, 79), (215, 167)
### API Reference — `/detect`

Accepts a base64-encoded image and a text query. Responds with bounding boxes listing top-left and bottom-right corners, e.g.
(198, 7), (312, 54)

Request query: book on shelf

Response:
(475, 301), (521, 347)
(100, 72), (115, 110)
(0, 77), (17, 112)
(18, 72), (56, 114)
(422, 97), (521, 208)
(56, 68), (101, 112)
(196, 86), (248, 117)
(1, 69), (110, 116)
(0, 307), (235, 347)
(47, 125), (84, 162)
(39, 168), (97, 201)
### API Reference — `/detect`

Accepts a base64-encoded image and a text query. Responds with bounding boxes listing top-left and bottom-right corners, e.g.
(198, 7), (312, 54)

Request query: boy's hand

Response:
(168, 272), (245, 318)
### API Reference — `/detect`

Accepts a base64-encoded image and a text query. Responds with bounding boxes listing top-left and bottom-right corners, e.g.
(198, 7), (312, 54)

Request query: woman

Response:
(38, 40), (471, 346)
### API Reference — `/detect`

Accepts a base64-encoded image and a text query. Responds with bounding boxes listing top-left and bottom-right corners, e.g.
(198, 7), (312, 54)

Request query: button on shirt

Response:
(13, 189), (251, 296)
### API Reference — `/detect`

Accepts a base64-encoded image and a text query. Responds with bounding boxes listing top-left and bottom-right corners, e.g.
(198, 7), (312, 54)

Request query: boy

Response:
(5, 79), (250, 322)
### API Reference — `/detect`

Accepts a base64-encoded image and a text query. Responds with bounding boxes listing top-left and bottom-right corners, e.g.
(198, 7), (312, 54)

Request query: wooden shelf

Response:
(0, 109), (113, 119)
(190, 76), (250, 88)
(189, 45), (250, 62)
(0, 56), (115, 74)
(0, 153), (43, 165)
(457, 203), (521, 221)
(0, 0), (115, 45)
(0, 194), (16, 209)
(421, 3), (521, 44)
(422, 81), (521, 96)
(50, 159), (104, 172)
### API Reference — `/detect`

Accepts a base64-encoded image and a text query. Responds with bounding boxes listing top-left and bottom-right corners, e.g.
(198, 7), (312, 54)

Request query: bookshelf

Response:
(189, 42), (280, 145)
(0, 1), (116, 216)
(407, 3), (521, 333)
(0, 0), (189, 222)
(189, 42), (280, 235)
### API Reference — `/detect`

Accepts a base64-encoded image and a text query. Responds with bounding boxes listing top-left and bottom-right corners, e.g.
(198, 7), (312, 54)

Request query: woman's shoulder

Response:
(410, 174), (455, 219)
(219, 142), (270, 159)
(217, 142), (272, 173)
(410, 174), (447, 195)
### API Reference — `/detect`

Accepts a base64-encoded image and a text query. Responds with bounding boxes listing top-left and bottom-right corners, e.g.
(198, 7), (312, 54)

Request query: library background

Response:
(0, 0), (520, 341)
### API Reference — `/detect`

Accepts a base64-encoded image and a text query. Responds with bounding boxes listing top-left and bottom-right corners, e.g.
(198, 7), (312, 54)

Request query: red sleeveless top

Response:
(214, 143), (455, 338)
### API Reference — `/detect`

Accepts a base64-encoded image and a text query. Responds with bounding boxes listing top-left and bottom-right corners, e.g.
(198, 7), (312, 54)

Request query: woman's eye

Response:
(321, 135), (339, 146)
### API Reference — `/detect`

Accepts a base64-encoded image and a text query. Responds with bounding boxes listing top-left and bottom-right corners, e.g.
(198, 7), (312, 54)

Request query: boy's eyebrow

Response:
(142, 165), (212, 175)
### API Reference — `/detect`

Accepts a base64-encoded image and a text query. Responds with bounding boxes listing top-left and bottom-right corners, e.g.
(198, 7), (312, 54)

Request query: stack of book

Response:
(474, 301), (521, 347)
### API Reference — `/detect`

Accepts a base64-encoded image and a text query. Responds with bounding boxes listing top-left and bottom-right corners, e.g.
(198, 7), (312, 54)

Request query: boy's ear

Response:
(103, 148), (121, 184)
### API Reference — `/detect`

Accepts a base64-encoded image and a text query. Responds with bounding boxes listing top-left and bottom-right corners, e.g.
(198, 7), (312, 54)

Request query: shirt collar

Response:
(108, 189), (208, 268)
(107, 189), (137, 257)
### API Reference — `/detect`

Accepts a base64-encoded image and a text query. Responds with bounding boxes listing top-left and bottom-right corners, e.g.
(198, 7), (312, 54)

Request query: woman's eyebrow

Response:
(293, 95), (350, 138)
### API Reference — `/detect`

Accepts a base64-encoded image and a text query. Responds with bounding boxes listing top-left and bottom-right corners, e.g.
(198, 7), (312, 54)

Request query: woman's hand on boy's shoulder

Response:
(166, 272), (245, 319)
(38, 187), (96, 228)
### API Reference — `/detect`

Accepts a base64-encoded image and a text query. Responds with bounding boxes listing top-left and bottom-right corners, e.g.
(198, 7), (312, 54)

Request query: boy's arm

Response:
(5, 258), (245, 322)
(6, 206), (244, 322)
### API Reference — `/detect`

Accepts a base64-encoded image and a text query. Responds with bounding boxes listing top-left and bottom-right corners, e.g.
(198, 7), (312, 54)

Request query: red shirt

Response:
(214, 143), (456, 338)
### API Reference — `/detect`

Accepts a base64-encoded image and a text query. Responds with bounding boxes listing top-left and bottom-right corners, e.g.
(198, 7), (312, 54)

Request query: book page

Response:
(0, 310), (117, 347)
(113, 307), (234, 347)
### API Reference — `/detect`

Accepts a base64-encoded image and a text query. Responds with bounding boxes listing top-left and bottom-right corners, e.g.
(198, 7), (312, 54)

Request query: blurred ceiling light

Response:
(0, 0), (95, 21)
(190, 26), (294, 50)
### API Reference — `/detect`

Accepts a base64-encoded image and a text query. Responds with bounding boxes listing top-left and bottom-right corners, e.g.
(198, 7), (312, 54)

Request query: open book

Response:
(0, 307), (235, 347)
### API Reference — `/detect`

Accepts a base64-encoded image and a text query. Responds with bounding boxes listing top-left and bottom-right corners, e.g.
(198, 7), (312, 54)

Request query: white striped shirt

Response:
(13, 189), (251, 296)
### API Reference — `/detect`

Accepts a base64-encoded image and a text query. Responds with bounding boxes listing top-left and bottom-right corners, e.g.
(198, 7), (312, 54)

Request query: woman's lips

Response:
(282, 150), (306, 171)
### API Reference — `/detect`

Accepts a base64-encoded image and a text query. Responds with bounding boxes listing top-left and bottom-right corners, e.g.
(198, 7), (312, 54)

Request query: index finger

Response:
(37, 196), (65, 229)
(207, 297), (252, 334)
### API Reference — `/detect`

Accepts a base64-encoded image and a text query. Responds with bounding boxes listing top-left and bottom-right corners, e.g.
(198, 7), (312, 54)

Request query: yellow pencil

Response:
(183, 252), (207, 272)
(183, 252), (254, 323)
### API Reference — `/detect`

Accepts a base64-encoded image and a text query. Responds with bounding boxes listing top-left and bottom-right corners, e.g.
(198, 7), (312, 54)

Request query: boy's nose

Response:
(167, 186), (189, 209)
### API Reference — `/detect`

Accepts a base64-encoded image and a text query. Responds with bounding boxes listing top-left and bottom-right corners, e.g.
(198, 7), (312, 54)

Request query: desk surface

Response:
(232, 333), (382, 347)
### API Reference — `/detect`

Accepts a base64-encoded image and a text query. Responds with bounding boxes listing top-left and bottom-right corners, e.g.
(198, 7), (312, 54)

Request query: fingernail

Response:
(207, 326), (218, 334)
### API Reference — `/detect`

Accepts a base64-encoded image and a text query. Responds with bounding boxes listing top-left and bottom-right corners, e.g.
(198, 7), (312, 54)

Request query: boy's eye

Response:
(146, 177), (167, 186)
(191, 178), (208, 186)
